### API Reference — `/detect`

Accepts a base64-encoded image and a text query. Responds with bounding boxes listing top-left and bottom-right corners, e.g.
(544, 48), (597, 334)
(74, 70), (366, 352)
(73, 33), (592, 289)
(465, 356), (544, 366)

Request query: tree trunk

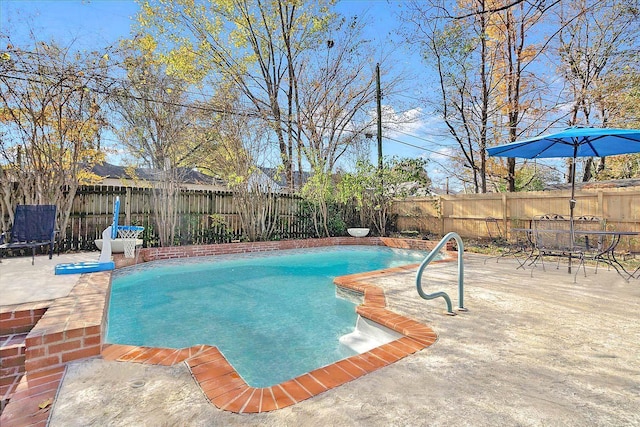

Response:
(582, 158), (594, 182)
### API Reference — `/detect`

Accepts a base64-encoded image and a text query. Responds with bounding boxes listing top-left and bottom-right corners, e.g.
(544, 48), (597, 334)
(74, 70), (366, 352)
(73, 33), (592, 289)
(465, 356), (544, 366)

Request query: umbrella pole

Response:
(568, 150), (578, 274)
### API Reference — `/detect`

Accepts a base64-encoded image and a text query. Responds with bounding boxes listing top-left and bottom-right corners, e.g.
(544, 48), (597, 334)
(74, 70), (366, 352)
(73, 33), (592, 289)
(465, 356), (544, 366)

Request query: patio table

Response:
(510, 228), (639, 280)
(577, 230), (639, 280)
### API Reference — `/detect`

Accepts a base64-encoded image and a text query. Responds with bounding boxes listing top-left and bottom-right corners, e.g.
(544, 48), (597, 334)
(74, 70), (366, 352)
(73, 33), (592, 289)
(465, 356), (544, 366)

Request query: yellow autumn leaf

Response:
(38, 398), (53, 410)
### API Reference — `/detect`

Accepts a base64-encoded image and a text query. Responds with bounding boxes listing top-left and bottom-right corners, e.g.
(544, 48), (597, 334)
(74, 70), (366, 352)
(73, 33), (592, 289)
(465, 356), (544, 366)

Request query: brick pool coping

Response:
(0, 237), (453, 423)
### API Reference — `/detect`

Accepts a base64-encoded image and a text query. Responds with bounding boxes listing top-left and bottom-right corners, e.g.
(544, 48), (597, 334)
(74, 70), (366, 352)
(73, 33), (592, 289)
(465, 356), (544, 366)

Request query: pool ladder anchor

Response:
(416, 232), (466, 316)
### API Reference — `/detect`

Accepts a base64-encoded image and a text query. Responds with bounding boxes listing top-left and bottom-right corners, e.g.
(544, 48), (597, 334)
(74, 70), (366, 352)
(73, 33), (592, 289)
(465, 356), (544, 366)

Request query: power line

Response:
(381, 127), (569, 179)
(394, 92), (427, 103)
(0, 73), (260, 118)
(382, 135), (460, 159)
(8, 59), (262, 112)
(382, 125), (456, 148)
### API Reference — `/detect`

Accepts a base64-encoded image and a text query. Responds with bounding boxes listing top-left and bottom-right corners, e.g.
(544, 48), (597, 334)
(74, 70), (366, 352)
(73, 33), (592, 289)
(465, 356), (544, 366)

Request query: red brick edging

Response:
(100, 262), (439, 413)
(0, 237), (452, 422)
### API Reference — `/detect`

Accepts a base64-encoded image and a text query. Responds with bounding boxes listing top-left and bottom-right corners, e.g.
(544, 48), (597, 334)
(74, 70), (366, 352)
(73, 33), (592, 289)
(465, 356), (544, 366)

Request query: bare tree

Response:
(136, 0), (336, 190)
(297, 16), (378, 175)
(404, 0), (500, 193)
(172, 81), (281, 241)
(556, 0), (640, 181)
(110, 44), (200, 246)
(0, 35), (114, 234)
(489, 0), (553, 191)
(404, 0), (555, 193)
(197, 101), (280, 241)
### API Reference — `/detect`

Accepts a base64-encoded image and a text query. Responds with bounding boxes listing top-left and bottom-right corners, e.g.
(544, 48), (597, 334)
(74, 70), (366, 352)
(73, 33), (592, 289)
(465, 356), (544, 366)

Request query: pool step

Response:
(0, 306), (48, 415)
(0, 332), (27, 413)
(339, 316), (403, 354)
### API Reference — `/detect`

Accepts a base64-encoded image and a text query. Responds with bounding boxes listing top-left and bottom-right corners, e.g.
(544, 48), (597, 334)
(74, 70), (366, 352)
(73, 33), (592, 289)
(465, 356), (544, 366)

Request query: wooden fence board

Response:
(42, 185), (314, 250)
(392, 187), (640, 252)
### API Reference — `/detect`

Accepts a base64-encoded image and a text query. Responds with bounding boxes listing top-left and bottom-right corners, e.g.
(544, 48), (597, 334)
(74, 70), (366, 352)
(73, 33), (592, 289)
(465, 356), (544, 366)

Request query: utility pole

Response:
(376, 63), (383, 172)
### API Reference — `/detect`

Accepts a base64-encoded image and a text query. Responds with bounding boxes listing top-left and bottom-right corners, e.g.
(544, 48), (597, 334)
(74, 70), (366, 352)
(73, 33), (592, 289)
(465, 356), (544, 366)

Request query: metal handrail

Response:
(415, 232), (466, 315)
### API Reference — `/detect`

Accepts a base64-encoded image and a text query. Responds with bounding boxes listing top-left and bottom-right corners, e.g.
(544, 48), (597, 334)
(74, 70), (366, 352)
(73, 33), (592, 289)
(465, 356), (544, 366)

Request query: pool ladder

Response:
(416, 232), (466, 315)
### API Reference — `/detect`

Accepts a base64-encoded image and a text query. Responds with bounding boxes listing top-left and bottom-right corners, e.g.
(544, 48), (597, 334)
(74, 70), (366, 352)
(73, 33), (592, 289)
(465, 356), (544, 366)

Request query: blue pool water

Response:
(107, 245), (431, 387)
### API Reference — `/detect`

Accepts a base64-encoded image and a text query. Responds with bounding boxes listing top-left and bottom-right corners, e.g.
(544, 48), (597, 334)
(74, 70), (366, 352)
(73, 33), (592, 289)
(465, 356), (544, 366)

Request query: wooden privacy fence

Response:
(61, 185), (314, 250)
(4, 183), (638, 253)
(392, 186), (640, 252)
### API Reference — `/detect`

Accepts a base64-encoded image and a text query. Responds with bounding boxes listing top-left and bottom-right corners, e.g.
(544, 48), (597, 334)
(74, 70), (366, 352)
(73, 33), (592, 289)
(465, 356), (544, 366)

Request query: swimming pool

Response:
(107, 246), (432, 387)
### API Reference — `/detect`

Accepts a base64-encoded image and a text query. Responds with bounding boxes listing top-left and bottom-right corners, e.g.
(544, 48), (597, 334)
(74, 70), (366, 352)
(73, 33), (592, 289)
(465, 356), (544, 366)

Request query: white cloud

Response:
(366, 106), (443, 139)
(431, 146), (456, 161)
(383, 106), (427, 137)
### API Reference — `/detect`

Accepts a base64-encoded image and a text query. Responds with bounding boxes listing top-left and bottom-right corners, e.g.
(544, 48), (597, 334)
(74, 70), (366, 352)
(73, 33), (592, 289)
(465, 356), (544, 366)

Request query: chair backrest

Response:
(532, 213), (572, 251)
(573, 216), (604, 251)
(11, 205), (57, 243)
(574, 216), (603, 232)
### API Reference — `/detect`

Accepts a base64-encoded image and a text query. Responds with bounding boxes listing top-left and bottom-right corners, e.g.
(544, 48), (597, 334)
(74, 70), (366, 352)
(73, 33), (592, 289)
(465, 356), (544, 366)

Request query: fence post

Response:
(597, 190), (604, 220)
(502, 193), (508, 238)
(439, 195), (445, 235)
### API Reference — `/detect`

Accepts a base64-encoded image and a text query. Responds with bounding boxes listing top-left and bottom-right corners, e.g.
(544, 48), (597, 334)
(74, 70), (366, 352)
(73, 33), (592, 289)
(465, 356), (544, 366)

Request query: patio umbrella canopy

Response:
(487, 126), (640, 247)
(486, 127), (640, 159)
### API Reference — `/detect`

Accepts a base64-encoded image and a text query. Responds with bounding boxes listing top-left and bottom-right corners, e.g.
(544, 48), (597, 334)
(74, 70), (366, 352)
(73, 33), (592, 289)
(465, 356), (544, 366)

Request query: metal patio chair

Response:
(531, 213), (586, 281)
(484, 217), (532, 268)
(573, 215), (605, 272)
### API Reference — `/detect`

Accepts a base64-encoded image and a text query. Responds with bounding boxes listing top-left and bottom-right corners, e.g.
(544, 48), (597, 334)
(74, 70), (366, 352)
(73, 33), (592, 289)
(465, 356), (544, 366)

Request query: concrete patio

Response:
(1, 251), (639, 426)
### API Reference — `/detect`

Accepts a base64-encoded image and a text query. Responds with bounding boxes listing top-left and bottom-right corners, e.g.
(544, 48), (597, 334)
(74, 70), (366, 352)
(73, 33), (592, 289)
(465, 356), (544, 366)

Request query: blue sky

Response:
(0, 0), (457, 186)
(1, 1), (139, 48)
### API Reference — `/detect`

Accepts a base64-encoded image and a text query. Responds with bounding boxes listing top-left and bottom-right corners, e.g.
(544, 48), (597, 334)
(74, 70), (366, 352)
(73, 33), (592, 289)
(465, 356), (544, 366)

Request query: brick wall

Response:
(0, 302), (51, 411)
(0, 305), (48, 336)
(22, 272), (111, 381)
(139, 237), (386, 262)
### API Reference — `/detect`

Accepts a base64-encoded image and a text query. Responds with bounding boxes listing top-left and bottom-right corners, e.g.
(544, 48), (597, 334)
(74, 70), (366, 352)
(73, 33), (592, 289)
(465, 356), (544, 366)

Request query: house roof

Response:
(92, 162), (225, 186)
(259, 167), (310, 188)
(544, 178), (640, 191)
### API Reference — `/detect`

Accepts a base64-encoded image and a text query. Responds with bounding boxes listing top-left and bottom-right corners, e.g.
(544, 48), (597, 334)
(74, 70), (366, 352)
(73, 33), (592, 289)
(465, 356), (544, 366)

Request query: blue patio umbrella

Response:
(487, 126), (640, 248)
